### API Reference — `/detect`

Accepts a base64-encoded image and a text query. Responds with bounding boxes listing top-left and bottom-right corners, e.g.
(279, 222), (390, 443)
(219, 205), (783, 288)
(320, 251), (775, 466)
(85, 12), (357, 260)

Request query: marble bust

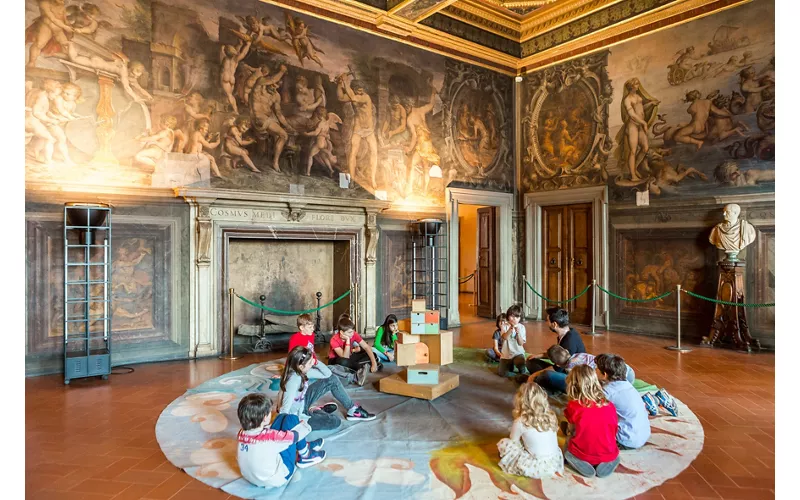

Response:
(709, 203), (756, 261)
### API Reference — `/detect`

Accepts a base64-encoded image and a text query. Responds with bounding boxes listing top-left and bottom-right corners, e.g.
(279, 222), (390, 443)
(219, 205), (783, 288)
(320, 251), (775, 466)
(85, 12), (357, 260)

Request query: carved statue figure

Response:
(709, 203), (756, 261)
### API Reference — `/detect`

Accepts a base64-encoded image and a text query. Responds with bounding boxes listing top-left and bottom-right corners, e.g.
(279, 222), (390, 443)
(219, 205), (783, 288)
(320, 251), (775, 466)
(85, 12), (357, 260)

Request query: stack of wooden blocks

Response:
(378, 299), (459, 400)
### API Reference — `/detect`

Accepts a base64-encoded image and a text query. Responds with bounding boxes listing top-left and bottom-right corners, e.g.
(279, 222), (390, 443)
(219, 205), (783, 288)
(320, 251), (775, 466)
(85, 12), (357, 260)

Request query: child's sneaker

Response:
(655, 388), (679, 417)
(310, 403), (338, 414)
(297, 449), (326, 468)
(355, 365), (368, 386)
(346, 404), (376, 421)
(642, 393), (659, 416)
(308, 438), (324, 451)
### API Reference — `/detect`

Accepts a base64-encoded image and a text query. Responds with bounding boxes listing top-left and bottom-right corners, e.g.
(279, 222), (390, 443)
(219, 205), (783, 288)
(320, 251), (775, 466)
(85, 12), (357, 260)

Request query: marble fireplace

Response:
(177, 187), (389, 358)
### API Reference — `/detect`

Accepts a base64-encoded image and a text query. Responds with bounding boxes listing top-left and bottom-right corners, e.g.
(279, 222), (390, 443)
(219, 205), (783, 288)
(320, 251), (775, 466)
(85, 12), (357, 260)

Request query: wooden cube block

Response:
(396, 342), (429, 366)
(411, 322), (426, 335)
(379, 370), (459, 400)
(423, 322), (439, 334)
(425, 310), (440, 323)
(411, 312), (426, 324)
(406, 364), (440, 384)
(422, 330), (453, 365)
(399, 333), (420, 344)
(411, 299), (427, 312)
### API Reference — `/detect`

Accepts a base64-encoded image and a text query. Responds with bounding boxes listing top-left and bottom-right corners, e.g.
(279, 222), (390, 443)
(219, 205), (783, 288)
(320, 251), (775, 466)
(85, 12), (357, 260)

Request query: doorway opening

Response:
(457, 204), (498, 324)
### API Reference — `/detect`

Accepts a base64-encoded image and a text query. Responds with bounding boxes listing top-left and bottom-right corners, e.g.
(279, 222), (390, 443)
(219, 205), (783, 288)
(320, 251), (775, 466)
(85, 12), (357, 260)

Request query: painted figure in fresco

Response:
(404, 81), (438, 193)
(38, 80), (76, 165)
(713, 160), (774, 187)
(291, 74), (325, 130)
(234, 14), (286, 56)
(26, 0), (73, 67)
(284, 14), (324, 68)
(112, 239), (151, 295)
(616, 78), (659, 181)
(304, 106), (342, 176)
(26, 81), (60, 164)
(555, 119), (579, 167)
(186, 118), (223, 178)
(539, 110), (558, 157)
(337, 73), (378, 188)
(671, 90), (713, 150)
(739, 66), (770, 113)
(708, 93), (749, 143)
(250, 78), (295, 173)
(645, 151), (708, 196)
(485, 102), (498, 149)
(222, 116), (259, 172)
(707, 25), (750, 55)
(379, 96), (408, 147)
(667, 46), (711, 85)
(220, 40), (252, 114)
(134, 115), (177, 171)
(65, 3), (110, 39)
(174, 92), (212, 153)
(239, 64), (287, 111)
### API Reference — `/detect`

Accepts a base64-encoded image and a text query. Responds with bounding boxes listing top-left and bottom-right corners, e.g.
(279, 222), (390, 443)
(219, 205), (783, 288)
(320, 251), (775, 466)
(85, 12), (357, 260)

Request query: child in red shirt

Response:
(329, 316), (379, 386)
(288, 314), (332, 380)
(562, 364), (620, 478)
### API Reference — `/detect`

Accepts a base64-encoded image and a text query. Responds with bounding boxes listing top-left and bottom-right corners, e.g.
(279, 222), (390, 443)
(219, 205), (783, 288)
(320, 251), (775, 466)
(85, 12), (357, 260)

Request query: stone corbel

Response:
(196, 203), (213, 266)
(365, 212), (379, 265)
(282, 203), (307, 222)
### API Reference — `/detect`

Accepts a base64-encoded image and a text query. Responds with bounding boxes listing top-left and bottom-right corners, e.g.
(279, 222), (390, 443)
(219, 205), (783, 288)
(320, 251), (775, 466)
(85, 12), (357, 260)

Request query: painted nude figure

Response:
(285, 14), (324, 68)
(26, 81), (60, 164)
(739, 67), (770, 114)
(134, 115), (177, 171)
(337, 73), (378, 188)
(250, 78), (295, 172)
(404, 81), (438, 193)
(174, 92), (211, 153)
(220, 40), (252, 114)
(26, 0), (74, 67)
(186, 118), (223, 178)
(379, 96), (408, 147)
(303, 106), (341, 176)
(616, 78), (659, 181)
(223, 116), (259, 172)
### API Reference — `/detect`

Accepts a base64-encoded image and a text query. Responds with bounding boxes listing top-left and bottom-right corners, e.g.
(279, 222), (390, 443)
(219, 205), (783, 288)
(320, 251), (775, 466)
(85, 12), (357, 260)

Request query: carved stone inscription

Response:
(207, 207), (364, 226)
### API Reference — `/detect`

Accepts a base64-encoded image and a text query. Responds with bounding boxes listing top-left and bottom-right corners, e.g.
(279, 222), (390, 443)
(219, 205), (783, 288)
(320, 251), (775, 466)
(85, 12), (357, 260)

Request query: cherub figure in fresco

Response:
(65, 3), (111, 39)
(222, 116), (259, 173)
(186, 118), (224, 178)
(615, 78), (659, 181)
(174, 92), (212, 153)
(237, 64), (287, 110)
(337, 73), (378, 188)
(26, 0), (74, 67)
(540, 110), (558, 157)
(404, 80), (438, 193)
(250, 78), (295, 172)
(555, 119), (579, 167)
(36, 80), (76, 165)
(50, 82), (85, 122)
(220, 40), (252, 114)
(134, 115), (177, 171)
(304, 106), (342, 176)
(284, 13), (324, 68)
(234, 14), (286, 56)
(380, 95), (408, 147)
(25, 81), (60, 164)
(739, 66), (770, 113)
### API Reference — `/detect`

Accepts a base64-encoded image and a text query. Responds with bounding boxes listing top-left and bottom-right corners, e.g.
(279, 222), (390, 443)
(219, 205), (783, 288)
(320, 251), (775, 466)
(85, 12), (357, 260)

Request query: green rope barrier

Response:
(526, 281), (591, 304)
(236, 289), (352, 315)
(597, 285), (673, 303)
(683, 289), (774, 307)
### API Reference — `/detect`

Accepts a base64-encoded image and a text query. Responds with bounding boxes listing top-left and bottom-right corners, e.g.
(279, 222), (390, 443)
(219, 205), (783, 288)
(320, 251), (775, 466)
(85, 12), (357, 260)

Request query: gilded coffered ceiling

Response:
(260, 0), (753, 74)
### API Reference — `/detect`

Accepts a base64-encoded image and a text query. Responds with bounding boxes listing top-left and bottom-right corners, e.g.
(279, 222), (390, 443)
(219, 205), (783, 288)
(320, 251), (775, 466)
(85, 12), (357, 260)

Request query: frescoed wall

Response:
(24, 0), (514, 208)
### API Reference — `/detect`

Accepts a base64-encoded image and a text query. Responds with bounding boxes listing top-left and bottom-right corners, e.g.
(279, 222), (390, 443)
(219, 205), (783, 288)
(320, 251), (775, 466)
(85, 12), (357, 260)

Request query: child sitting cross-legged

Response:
(562, 365), (620, 478)
(328, 316), (380, 386)
(485, 313), (507, 362)
(236, 393), (325, 489)
(371, 314), (399, 363)
(497, 382), (564, 479)
(595, 354), (651, 450)
(532, 346), (636, 394)
(277, 346), (376, 431)
(498, 305), (528, 377)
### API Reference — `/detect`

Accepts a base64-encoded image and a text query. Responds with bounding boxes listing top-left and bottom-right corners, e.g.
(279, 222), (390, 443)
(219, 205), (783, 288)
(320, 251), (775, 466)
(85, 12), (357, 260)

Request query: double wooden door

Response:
(476, 206), (496, 319)
(542, 203), (593, 325)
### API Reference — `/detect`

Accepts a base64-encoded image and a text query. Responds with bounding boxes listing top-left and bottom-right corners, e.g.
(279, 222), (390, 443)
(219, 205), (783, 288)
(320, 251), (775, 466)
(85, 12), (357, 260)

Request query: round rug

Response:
(156, 358), (704, 499)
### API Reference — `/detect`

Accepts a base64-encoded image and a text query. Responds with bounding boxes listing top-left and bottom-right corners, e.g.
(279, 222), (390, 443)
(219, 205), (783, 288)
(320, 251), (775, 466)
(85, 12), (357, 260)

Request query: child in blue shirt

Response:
(595, 354), (650, 450)
(486, 313), (507, 362)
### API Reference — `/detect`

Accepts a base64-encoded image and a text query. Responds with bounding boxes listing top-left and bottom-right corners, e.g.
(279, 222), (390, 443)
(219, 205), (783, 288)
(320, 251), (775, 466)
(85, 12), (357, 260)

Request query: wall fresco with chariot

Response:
(521, 0), (775, 200)
(24, 0), (513, 208)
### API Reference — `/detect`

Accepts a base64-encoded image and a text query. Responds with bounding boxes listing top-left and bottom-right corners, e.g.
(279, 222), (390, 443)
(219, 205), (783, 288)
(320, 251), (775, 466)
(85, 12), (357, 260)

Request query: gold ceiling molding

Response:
(519, 0), (624, 40)
(442, 5), (521, 40)
(519, 0), (751, 68)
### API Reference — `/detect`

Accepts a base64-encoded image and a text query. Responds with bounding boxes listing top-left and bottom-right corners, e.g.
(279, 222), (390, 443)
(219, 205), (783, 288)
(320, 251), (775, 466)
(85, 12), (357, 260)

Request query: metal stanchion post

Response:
(220, 288), (241, 360)
(591, 279), (596, 335)
(666, 284), (691, 352)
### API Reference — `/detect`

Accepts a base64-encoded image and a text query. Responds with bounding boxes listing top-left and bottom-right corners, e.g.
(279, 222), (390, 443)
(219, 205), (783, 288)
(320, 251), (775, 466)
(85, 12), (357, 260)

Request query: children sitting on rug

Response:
(525, 307), (586, 378)
(236, 393), (326, 488)
(328, 315), (381, 385)
(277, 346), (375, 431)
(562, 365), (620, 478)
(595, 354), (651, 450)
(531, 346), (635, 394)
(486, 313), (507, 362)
(288, 313), (362, 386)
(372, 314), (399, 363)
(498, 305), (529, 378)
(497, 382), (564, 479)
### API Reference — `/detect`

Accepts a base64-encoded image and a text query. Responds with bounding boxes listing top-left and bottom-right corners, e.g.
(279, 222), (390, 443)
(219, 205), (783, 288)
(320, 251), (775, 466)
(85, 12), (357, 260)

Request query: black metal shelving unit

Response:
(411, 219), (448, 329)
(63, 203), (112, 385)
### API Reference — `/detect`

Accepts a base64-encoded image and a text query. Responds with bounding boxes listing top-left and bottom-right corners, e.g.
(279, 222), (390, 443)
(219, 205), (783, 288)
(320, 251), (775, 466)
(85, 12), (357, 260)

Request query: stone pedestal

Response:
(701, 260), (761, 352)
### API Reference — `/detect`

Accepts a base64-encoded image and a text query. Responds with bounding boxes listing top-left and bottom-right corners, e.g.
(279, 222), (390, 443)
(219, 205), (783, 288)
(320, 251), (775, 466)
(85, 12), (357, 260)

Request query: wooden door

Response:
(476, 206), (497, 318)
(541, 203), (593, 325)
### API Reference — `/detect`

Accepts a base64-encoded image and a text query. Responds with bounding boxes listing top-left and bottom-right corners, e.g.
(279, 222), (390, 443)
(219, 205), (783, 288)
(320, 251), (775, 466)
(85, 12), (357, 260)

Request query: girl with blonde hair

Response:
(497, 382), (563, 478)
(562, 365), (620, 478)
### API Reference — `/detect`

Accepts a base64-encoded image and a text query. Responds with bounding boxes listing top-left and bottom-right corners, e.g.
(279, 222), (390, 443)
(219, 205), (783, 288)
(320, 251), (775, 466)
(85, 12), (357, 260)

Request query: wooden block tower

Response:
(379, 299), (459, 400)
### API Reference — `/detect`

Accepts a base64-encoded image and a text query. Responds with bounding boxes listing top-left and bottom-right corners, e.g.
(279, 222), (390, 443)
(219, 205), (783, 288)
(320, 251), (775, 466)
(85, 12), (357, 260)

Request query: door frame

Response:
(524, 186), (609, 327)
(447, 187), (513, 328)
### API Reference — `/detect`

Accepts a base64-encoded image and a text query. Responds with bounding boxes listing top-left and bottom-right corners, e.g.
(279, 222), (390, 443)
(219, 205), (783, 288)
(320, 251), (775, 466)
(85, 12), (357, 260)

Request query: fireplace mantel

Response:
(178, 187), (390, 358)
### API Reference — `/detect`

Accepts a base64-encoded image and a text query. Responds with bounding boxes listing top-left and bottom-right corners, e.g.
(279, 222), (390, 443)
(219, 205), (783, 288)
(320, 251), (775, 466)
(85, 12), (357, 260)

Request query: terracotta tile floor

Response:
(26, 296), (775, 499)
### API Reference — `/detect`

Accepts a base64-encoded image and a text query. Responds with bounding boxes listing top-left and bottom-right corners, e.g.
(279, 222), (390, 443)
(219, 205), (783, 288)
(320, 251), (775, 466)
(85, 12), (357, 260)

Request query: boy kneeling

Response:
(237, 393), (325, 489)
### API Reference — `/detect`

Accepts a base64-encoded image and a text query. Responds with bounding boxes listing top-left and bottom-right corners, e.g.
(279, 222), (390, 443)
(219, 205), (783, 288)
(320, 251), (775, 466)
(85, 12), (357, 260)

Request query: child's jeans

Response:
(498, 354), (528, 377)
(372, 347), (394, 362)
(270, 413), (307, 479)
(486, 349), (501, 362)
(330, 350), (372, 371)
(303, 373), (355, 430)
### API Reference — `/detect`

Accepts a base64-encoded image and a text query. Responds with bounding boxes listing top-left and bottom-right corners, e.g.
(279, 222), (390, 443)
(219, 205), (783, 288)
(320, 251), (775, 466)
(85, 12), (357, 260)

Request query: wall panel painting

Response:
(24, 0), (513, 208)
